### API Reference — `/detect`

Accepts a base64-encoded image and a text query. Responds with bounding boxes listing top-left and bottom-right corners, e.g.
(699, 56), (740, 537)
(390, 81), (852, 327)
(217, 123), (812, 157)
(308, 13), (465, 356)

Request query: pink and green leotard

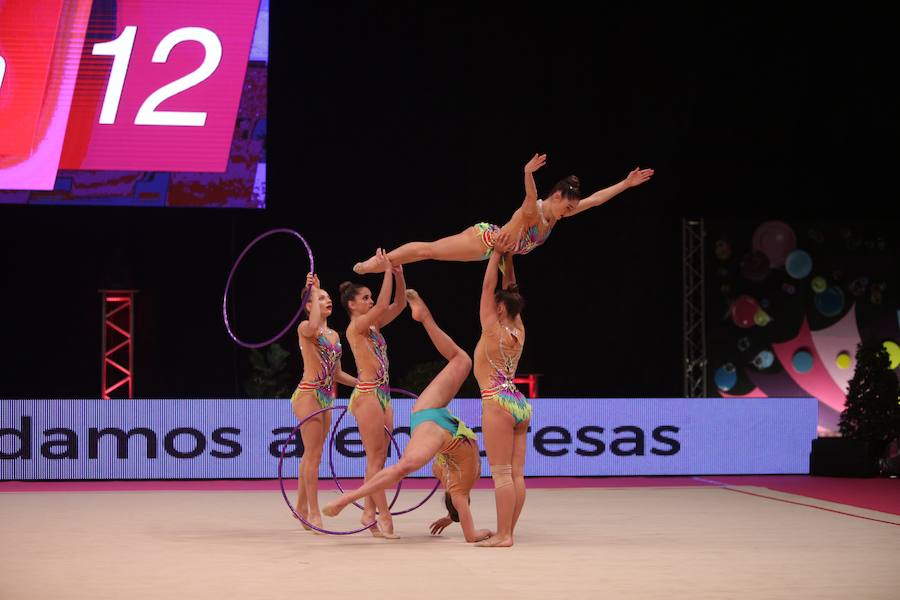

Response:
(472, 199), (554, 259)
(349, 326), (391, 412)
(479, 325), (531, 424)
(292, 332), (342, 409)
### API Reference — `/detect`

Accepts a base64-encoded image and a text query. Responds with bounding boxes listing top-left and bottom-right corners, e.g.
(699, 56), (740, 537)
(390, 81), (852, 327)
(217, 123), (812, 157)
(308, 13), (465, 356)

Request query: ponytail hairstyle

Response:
(339, 281), (366, 314)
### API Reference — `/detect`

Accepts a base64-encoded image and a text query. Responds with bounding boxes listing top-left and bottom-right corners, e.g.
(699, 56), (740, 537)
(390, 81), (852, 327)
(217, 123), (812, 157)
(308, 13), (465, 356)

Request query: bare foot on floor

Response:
(362, 512), (383, 537)
(307, 512), (324, 534)
(376, 514), (399, 539)
(475, 535), (513, 547)
(294, 505), (312, 531)
(405, 289), (431, 322)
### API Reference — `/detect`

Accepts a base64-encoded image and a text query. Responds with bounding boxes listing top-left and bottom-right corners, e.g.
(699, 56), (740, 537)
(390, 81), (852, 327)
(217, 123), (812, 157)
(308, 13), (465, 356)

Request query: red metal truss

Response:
(100, 290), (136, 399)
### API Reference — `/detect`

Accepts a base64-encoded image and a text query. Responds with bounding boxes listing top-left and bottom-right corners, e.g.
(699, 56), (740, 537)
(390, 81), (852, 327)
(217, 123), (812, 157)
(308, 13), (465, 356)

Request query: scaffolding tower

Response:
(683, 219), (707, 397)
(100, 290), (136, 399)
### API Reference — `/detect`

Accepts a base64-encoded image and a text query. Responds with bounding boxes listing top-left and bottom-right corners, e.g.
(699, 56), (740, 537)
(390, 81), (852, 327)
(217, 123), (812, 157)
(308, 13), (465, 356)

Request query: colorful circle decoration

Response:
(753, 308), (772, 326)
(740, 251), (771, 282)
(814, 286), (845, 317)
(715, 363), (738, 391)
(785, 250), (812, 279)
(811, 276), (827, 293)
(752, 220), (797, 268)
(731, 295), (760, 328)
(792, 349), (814, 373)
(883, 341), (900, 370)
(752, 350), (775, 369)
(835, 351), (852, 370)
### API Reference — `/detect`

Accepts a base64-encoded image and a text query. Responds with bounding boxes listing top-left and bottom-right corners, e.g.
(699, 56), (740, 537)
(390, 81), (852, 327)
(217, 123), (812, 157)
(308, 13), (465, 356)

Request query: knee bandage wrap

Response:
(490, 464), (513, 488)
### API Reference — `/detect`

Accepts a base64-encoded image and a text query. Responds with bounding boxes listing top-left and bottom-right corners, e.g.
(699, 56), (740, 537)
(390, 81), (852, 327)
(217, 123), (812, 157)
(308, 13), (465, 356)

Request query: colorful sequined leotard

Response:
(473, 199), (553, 259)
(349, 326), (391, 412)
(292, 331), (341, 409)
(410, 409), (480, 497)
(479, 324), (531, 424)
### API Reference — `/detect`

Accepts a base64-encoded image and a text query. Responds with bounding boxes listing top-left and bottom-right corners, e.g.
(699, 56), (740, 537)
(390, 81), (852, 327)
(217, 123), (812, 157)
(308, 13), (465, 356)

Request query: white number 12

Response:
(92, 26), (223, 127)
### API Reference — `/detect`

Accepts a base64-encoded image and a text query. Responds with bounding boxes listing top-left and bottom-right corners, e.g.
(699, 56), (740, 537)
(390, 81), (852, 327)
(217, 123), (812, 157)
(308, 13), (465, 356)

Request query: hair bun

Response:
(339, 281), (353, 293)
(550, 175), (581, 200)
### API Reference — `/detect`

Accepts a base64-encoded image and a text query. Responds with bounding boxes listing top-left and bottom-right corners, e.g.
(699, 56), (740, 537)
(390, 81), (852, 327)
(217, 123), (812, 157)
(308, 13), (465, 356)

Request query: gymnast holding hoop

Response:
(324, 283), (505, 544)
(351, 154), (653, 274)
(339, 250), (407, 537)
(290, 273), (359, 532)
(224, 232), (438, 535)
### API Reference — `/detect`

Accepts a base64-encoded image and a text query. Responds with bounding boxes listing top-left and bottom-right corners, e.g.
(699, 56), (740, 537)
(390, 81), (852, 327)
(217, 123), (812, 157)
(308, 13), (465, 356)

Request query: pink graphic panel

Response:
(60, 0), (261, 172)
(0, 0), (93, 191)
(745, 368), (809, 398)
(771, 317), (847, 414)
(809, 303), (860, 399)
(817, 403), (841, 437)
(720, 387), (768, 398)
(0, 0), (65, 156)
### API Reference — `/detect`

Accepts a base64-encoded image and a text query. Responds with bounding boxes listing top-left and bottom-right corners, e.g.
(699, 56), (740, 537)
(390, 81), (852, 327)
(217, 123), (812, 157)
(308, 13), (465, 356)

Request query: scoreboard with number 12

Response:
(0, 0), (266, 208)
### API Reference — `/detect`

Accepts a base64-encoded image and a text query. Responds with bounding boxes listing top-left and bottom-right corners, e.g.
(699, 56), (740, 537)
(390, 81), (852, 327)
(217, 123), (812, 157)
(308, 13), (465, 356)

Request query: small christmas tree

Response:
(839, 340), (900, 460)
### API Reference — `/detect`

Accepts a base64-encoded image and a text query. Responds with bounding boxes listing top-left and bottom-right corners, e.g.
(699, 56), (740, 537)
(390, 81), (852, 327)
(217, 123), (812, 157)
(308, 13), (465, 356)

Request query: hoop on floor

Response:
(328, 387), (441, 516)
(277, 405), (378, 535)
(328, 406), (404, 512)
(223, 229), (314, 349)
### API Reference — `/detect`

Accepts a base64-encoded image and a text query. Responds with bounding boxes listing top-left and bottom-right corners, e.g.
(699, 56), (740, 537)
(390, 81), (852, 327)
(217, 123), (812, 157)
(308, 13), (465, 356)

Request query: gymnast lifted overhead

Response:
(351, 154), (653, 274)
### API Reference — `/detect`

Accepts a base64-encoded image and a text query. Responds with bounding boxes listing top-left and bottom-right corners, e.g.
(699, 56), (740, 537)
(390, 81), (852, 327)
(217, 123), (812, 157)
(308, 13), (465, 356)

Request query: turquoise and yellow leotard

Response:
(410, 407), (476, 439)
(411, 408), (480, 497)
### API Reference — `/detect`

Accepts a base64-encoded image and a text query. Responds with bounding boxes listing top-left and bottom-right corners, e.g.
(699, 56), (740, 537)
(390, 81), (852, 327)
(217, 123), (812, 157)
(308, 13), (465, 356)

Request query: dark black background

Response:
(1, 4), (897, 399)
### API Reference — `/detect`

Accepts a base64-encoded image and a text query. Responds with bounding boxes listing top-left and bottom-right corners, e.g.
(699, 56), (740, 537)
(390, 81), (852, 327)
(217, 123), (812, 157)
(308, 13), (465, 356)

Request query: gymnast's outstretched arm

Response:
(569, 166), (654, 216)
